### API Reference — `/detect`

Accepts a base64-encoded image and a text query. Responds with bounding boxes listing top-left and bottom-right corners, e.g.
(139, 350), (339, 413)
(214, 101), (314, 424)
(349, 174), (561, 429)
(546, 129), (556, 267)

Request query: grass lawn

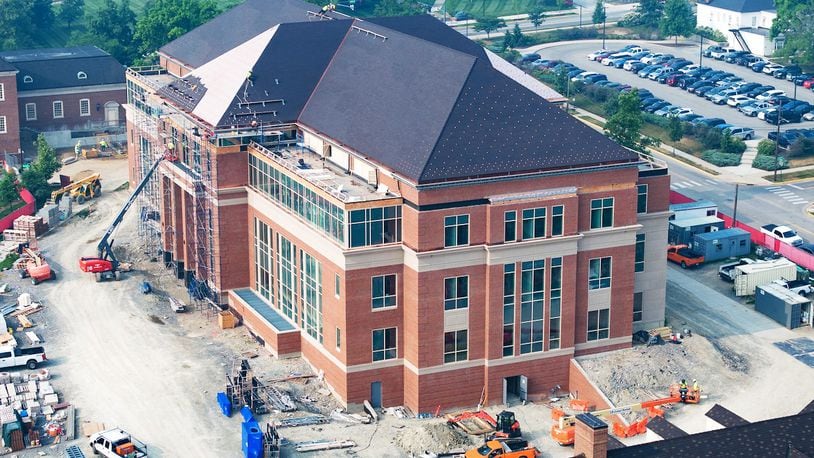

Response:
(443, 0), (558, 17)
(765, 169), (814, 182)
(0, 199), (27, 221)
(788, 156), (814, 168)
(84, 0), (242, 13)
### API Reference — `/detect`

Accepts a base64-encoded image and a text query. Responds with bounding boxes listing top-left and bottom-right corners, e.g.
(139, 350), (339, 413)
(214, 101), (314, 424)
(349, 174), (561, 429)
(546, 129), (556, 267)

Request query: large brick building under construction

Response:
(125, 0), (670, 413)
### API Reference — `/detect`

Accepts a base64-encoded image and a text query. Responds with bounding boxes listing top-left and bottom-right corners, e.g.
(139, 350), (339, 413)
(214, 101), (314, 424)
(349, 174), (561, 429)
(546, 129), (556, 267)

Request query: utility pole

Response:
(579, 4), (582, 28)
(699, 35), (704, 67)
(732, 183), (739, 228)
(773, 100), (782, 181)
(602, 5), (606, 49)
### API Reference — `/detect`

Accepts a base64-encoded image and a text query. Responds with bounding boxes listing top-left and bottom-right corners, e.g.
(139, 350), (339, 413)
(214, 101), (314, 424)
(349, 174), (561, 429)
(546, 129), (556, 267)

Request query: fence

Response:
(0, 189), (36, 232)
(671, 190), (814, 271)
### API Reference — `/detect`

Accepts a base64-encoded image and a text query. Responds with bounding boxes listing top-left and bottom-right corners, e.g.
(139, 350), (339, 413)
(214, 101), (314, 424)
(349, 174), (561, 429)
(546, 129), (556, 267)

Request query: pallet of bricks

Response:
(0, 370), (60, 451)
(13, 216), (48, 238)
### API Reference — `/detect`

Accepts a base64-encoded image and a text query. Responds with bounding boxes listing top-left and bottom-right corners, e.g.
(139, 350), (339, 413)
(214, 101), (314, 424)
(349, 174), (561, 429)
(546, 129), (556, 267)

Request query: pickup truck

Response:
(719, 258), (757, 282)
(667, 245), (705, 268)
(0, 345), (46, 370)
(90, 428), (148, 457)
(773, 278), (814, 296)
(761, 224), (804, 247)
(465, 439), (541, 458)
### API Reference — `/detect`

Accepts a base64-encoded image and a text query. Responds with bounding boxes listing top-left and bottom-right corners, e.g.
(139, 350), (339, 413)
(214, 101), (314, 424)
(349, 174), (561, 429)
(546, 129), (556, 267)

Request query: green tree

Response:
(604, 89), (649, 152)
(20, 135), (62, 208)
(373, 0), (425, 16)
(31, 0), (55, 35)
(592, 0), (606, 25)
(0, 0), (37, 49)
(512, 23), (526, 46)
(59, 0), (86, 30)
(633, 0), (663, 29)
(71, 0), (137, 64)
(772, 0), (814, 65)
(474, 17), (506, 38)
(0, 172), (18, 212)
(668, 115), (683, 143)
(528, 8), (546, 30)
(135, 0), (221, 57)
(659, 0), (695, 45)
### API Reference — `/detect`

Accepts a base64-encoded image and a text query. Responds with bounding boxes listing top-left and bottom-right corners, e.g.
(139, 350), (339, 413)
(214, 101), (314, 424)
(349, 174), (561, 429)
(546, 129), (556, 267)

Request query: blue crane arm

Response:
(97, 155), (166, 266)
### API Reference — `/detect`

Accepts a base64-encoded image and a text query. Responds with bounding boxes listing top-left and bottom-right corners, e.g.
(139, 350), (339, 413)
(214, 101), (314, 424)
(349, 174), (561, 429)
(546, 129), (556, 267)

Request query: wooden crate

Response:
(218, 311), (236, 329)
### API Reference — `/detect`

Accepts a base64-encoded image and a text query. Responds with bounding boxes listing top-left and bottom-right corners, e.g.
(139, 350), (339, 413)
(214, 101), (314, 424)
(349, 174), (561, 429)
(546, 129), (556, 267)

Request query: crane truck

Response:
(78, 151), (174, 281)
(550, 383), (701, 446)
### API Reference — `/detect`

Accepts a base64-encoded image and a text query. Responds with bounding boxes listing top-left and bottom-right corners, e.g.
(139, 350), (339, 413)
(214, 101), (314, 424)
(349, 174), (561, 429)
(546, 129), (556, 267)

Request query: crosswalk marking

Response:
(790, 200), (808, 205)
(673, 182), (687, 188)
(788, 184), (804, 190)
(775, 191), (794, 196)
(767, 186), (782, 190)
(705, 179), (717, 185)
(687, 180), (702, 186)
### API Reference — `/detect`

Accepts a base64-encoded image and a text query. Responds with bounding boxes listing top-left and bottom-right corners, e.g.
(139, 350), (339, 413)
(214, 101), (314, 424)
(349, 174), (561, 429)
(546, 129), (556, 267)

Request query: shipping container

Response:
(755, 283), (811, 329)
(668, 216), (725, 245)
(692, 228), (751, 262)
(734, 258), (798, 296)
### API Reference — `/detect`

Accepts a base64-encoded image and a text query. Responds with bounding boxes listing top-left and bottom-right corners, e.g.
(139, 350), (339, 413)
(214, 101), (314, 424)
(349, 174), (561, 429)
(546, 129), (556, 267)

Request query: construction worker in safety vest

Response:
(99, 139), (108, 151)
(692, 379), (700, 400)
(679, 379), (688, 402)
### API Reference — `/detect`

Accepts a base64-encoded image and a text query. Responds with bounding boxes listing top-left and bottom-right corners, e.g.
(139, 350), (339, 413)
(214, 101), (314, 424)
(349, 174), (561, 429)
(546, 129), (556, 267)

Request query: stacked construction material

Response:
(13, 216), (47, 238)
(36, 204), (59, 228)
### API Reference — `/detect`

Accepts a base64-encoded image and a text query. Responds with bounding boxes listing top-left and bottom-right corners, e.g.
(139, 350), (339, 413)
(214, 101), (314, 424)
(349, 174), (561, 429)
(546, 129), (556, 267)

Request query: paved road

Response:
(661, 153), (814, 241)
(531, 40), (814, 139)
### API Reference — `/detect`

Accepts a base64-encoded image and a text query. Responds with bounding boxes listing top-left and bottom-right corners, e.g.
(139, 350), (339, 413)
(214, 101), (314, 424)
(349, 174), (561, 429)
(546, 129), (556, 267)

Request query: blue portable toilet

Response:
(216, 392), (231, 417)
(242, 420), (263, 458)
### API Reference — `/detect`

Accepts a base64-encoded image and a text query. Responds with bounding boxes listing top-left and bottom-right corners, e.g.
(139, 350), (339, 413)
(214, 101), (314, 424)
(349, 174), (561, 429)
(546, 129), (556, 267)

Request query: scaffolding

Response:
(126, 66), (222, 310)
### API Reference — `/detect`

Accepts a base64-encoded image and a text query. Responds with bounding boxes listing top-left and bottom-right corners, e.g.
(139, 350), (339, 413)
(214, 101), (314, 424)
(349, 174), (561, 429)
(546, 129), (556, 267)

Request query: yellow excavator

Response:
(50, 171), (102, 204)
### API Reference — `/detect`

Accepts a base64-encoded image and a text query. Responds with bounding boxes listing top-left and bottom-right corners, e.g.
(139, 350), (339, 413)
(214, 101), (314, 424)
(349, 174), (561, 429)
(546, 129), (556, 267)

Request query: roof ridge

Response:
(296, 20), (355, 121)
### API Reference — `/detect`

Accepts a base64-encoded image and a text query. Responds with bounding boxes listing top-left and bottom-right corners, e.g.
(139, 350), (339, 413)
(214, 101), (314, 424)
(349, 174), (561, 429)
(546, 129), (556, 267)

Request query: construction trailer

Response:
(668, 216), (725, 246)
(755, 283), (812, 329)
(691, 228), (751, 262)
(733, 258), (798, 296)
(668, 200), (718, 222)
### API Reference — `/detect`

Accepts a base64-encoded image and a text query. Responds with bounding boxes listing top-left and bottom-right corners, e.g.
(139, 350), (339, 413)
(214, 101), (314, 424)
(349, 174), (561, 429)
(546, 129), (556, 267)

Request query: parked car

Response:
(703, 45), (725, 58)
(723, 51), (749, 63)
(736, 55), (763, 67)
(710, 89), (738, 104)
(803, 112), (814, 121)
(678, 76), (698, 89)
(667, 245), (704, 268)
(746, 85), (775, 98)
(717, 75), (743, 86)
(761, 224), (804, 247)
(711, 47), (738, 59)
(521, 53), (541, 63)
(657, 71), (682, 84)
(587, 49), (608, 60)
(734, 82), (762, 94)
(670, 108), (693, 117)
(612, 57), (635, 68)
(638, 65), (660, 77)
(583, 73), (609, 84)
(688, 80), (713, 93)
(776, 65), (801, 79)
(739, 100), (772, 116)
(804, 79), (814, 89)
(678, 113), (703, 122)
(756, 89), (786, 100)
(641, 53), (665, 64)
(654, 104), (678, 116)
(762, 63), (784, 75)
(727, 95), (754, 107)
(725, 127), (755, 140)
(792, 102), (814, 116)
(0, 345), (47, 370)
(792, 74), (814, 85)
(751, 61), (768, 72)
(567, 68), (586, 78)
(644, 101), (669, 113)
(648, 67), (672, 80)
(679, 64), (699, 74)
(687, 67), (713, 78)
(692, 117), (727, 127)
(701, 70), (726, 80)
(765, 109), (803, 124)
(666, 73), (688, 86)
(695, 85), (717, 97)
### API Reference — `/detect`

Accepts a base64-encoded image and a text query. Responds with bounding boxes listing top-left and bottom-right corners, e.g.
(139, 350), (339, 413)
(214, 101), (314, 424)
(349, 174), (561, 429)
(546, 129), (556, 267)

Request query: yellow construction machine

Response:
(51, 171), (102, 204)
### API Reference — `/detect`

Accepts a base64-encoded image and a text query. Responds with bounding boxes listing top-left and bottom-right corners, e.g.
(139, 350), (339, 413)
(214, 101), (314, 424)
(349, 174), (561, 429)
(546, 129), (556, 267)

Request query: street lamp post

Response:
(699, 35), (704, 67)
(602, 6), (607, 49)
(579, 5), (582, 28)
(773, 100), (782, 181)
(732, 183), (739, 228)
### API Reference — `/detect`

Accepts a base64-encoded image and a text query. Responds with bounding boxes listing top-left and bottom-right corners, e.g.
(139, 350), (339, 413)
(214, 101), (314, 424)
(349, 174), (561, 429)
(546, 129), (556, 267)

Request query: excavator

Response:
(78, 149), (175, 282)
(550, 382), (701, 446)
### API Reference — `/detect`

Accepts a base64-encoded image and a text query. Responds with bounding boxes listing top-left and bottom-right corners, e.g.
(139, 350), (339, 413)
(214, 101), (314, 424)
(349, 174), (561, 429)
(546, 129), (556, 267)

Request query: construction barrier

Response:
(0, 189), (35, 233)
(671, 190), (814, 271)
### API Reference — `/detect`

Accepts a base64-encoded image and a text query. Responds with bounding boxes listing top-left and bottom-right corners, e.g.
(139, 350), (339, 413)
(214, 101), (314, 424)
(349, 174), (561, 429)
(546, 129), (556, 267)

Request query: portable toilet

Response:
(755, 283), (811, 329)
(692, 228), (751, 262)
(668, 216), (725, 245)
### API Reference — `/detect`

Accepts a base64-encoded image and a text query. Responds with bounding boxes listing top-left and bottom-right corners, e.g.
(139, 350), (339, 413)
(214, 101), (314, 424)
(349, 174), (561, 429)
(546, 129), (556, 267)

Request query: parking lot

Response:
(530, 40), (814, 139)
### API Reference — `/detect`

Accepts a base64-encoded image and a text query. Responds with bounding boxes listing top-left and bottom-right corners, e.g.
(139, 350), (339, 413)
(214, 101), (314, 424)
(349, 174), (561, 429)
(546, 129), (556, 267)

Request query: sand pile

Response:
(394, 422), (474, 455)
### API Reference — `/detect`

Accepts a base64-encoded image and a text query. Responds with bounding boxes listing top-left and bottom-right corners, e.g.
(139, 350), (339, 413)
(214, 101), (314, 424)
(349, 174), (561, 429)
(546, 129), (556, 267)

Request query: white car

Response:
(756, 89), (786, 101)
(725, 127), (755, 140)
(803, 112), (814, 121)
(587, 49), (607, 60)
(762, 63), (784, 74)
(671, 108), (693, 117)
(641, 53), (664, 64)
(679, 64), (699, 74)
(571, 71), (597, 82)
(727, 95), (753, 107)
(623, 59), (641, 71)
(601, 52), (631, 65)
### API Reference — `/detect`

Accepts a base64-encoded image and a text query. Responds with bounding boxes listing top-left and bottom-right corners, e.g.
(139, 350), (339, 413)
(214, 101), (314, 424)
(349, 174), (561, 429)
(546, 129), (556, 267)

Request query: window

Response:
(444, 276), (469, 310)
(520, 259), (544, 354)
(77, 71), (87, 80)
(349, 206), (402, 247)
(300, 251), (323, 342)
(637, 184), (648, 213)
(372, 327), (397, 361)
(503, 264), (515, 357)
(23, 75), (32, 84)
(336, 328), (341, 350)
(25, 103), (36, 121)
(444, 330), (468, 363)
(635, 234), (645, 273)
(277, 234), (298, 323)
(504, 211), (516, 242)
(334, 273), (341, 298)
(633, 292), (643, 322)
(254, 218), (273, 303)
(0, 116), (5, 134)
(551, 205), (564, 236)
(79, 99), (91, 116)
(371, 274), (397, 309)
(588, 257), (612, 290)
(522, 208), (546, 239)
(52, 101), (63, 119)
(550, 257), (562, 350)
(0, 83), (4, 101)
(590, 197), (614, 229)
(444, 214), (469, 247)
(587, 308), (610, 341)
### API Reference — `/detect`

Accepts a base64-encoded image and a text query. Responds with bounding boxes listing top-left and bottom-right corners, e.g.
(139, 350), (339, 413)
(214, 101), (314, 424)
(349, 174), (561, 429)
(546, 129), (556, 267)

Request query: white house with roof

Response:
(696, 0), (777, 57)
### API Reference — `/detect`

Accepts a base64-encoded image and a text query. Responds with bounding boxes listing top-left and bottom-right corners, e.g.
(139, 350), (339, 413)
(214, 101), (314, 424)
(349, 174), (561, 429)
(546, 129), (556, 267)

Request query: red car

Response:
(804, 78), (814, 89)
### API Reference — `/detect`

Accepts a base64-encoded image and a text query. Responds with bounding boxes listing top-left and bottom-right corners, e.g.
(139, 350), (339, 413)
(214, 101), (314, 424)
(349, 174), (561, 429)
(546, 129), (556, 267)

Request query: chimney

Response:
(574, 413), (608, 458)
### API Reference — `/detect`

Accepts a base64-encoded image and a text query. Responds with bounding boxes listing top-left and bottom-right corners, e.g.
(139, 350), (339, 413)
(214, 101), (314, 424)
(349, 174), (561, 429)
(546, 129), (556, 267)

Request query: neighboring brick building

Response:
(0, 46), (126, 159)
(126, 0), (670, 413)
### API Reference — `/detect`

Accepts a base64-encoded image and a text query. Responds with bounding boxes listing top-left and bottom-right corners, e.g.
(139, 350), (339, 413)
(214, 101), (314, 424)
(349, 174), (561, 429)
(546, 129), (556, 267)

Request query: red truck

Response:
(667, 245), (704, 268)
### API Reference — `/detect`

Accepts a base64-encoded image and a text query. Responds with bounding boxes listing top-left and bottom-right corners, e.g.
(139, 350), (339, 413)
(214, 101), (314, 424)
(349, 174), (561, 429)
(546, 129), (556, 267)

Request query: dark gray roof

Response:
(608, 410), (814, 458)
(159, 0), (345, 69)
(700, 0), (774, 12)
(0, 46), (124, 91)
(166, 14), (638, 184)
(706, 404), (750, 427)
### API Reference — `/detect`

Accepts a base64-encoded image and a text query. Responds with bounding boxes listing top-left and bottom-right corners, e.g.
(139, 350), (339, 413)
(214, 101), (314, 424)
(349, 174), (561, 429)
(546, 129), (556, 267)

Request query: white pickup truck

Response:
(761, 224), (804, 247)
(773, 278), (814, 296)
(89, 429), (148, 457)
(0, 345), (46, 370)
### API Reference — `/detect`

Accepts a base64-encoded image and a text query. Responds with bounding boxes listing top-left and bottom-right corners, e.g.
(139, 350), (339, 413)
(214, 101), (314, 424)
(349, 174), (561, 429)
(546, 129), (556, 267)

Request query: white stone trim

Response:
(485, 347), (574, 367)
(17, 83), (125, 98)
(574, 335), (631, 351)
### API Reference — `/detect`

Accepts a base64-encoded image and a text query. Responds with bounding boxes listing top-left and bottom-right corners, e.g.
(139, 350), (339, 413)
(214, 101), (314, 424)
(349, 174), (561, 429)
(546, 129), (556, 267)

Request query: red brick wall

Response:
(0, 74), (20, 154)
(18, 89), (125, 131)
(215, 148), (248, 189)
(228, 292), (301, 357)
(485, 354), (571, 406)
(216, 203), (250, 291)
(347, 365), (404, 408)
(639, 174), (671, 213)
(486, 195), (580, 244)
(344, 265), (404, 366)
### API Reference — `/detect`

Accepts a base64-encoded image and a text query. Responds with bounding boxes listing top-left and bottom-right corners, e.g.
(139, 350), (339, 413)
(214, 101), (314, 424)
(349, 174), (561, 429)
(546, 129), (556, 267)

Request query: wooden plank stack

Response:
(13, 215), (48, 238)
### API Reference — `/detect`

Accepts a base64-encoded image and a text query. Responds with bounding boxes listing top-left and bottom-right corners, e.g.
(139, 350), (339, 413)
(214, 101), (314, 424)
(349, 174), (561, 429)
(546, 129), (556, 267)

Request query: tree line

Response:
(0, 0), (229, 66)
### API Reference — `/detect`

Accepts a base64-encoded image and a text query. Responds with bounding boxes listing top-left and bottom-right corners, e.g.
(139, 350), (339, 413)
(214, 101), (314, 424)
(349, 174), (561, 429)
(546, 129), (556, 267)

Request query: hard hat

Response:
(693, 379), (697, 382)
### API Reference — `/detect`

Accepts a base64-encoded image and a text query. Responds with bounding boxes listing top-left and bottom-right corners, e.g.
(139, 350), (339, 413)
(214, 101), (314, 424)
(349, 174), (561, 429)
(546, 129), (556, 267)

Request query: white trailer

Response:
(734, 258), (798, 296)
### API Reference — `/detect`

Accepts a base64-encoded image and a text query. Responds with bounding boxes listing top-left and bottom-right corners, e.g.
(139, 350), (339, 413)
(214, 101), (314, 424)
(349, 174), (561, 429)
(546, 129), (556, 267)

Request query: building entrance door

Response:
(503, 376), (527, 405)
(104, 102), (119, 126)
(370, 381), (382, 408)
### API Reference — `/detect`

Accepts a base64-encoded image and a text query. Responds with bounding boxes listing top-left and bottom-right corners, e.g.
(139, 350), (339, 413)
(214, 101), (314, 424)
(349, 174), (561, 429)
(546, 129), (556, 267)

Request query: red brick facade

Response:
(18, 89), (124, 132)
(0, 73), (21, 154)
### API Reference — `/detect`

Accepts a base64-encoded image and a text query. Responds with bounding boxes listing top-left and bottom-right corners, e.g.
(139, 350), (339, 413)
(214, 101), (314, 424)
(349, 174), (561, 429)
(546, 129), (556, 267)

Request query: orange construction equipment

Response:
(14, 248), (56, 285)
(550, 383), (701, 446)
